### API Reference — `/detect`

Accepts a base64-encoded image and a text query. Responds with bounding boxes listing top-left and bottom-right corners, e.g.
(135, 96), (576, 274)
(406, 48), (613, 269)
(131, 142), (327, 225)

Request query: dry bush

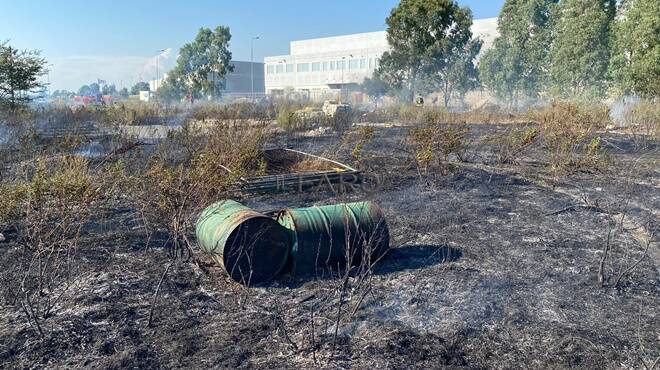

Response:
(192, 101), (274, 121)
(626, 99), (660, 137)
(277, 105), (353, 133)
(131, 120), (269, 259)
(407, 121), (470, 176)
(277, 106), (312, 132)
(0, 154), (124, 336)
(340, 126), (375, 163)
(98, 102), (182, 126)
(530, 101), (611, 176)
(356, 104), (524, 125)
(487, 126), (540, 165)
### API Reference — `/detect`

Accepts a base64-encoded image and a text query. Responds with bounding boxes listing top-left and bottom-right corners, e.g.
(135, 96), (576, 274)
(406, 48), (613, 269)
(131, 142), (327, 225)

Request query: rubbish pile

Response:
(196, 200), (390, 285)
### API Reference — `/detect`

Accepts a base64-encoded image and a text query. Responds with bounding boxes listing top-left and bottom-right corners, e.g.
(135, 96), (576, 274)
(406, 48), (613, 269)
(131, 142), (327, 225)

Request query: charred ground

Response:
(0, 107), (658, 369)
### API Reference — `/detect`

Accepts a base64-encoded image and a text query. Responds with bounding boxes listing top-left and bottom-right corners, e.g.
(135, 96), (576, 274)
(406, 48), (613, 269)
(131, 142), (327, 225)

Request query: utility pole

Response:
(251, 36), (260, 100)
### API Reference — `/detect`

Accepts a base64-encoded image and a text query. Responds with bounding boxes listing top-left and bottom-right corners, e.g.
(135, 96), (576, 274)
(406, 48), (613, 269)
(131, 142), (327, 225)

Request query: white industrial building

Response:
(264, 18), (498, 100)
(149, 61), (264, 95)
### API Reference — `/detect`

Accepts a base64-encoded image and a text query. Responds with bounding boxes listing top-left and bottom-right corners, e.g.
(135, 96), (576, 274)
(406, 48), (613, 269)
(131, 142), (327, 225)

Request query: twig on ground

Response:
(598, 225), (613, 287)
(148, 262), (173, 327)
(545, 204), (608, 217)
(614, 231), (654, 288)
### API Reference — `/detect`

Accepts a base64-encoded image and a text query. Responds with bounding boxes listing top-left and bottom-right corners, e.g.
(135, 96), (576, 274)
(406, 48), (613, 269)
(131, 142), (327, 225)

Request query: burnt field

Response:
(0, 106), (658, 369)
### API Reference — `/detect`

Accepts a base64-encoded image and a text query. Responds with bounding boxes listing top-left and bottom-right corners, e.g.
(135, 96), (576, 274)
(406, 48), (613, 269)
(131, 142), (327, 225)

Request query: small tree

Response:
(101, 84), (117, 96)
(361, 76), (390, 108)
(429, 37), (482, 107)
(0, 41), (47, 109)
(118, 87), (129, 98)
(130, 81), (150, 95)
(167, 26), (234, 99)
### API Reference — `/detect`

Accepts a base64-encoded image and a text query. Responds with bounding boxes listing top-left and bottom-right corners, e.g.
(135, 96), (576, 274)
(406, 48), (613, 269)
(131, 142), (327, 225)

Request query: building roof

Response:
(275, 17), (499, 57)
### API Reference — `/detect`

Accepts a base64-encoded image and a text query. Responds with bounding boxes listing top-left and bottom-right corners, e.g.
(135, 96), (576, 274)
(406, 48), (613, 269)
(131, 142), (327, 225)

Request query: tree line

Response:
(2, 0), (656, 109)
(366, 0), (658, 107)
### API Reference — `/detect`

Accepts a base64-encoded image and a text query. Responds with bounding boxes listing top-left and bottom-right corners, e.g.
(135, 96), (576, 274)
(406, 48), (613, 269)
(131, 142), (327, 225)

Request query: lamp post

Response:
(251, 36), (260, 99)
(155, 49), (165, 92)
(46, 63), (54, 98)
(341, 57), (346, 103)
(340, 54), (353, 103)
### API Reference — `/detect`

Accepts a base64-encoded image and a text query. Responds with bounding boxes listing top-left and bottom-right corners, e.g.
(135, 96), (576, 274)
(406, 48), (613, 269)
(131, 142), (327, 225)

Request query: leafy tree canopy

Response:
(0, 41), (47, 109)
(376, 0), (476, 103)
(130, 81), (150, 95)
(479, 0), (558, 106)
(361, 76), (390, 104)
(161, 26), (234, 101)
(547, 0), (617, 99)
(609, 0), (660, 97)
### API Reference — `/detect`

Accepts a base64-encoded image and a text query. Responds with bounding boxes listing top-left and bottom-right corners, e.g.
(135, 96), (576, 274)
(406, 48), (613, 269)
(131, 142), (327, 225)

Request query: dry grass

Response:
(0, 153), (123, 336)
(357, 104), (523, 125)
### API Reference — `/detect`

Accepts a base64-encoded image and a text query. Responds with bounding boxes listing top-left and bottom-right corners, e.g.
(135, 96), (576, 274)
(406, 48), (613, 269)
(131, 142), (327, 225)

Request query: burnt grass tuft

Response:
(0, 108), (658, 369)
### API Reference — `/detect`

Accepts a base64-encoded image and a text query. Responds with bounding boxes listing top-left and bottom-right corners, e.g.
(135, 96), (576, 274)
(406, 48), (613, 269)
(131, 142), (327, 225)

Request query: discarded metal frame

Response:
(229, 148), (363, 194)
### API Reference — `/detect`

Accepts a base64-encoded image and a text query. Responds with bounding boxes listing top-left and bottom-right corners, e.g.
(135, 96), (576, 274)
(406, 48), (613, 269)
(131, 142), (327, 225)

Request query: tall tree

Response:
(479, 0), (557, 107)
(430, 38), (482, 107)
(0, 41), (47, 109)
(609, 0), (659, 97)
(376, 0), (475, 103)
(547, 0), (617, 98)
(166, 26), (234, 99)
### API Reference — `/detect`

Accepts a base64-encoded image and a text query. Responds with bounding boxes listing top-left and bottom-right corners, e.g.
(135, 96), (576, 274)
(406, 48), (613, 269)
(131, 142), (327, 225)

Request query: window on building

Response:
(322, 61), (328, 71)
(360, 59), (366, 69)
(297, 63), (309, 72)
(286, 63), (294, 73)
(267, 65), (275, 74)
(337, 60), (345, 70)
(312, 62), (321, 71)
(276, 64), (284, 73)
(348, 59), (359, 70)
(330, 61), (336, 70)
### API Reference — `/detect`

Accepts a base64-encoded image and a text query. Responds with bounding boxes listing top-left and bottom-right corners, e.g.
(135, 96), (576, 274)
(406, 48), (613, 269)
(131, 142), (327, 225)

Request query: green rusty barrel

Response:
(196, 200), (290, 285)
(276, 201), (389, 276)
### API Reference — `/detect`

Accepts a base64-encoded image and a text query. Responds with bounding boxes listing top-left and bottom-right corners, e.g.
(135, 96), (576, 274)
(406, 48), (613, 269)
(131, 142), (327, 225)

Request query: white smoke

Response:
(609, 95), (641, 128)
(139, 48), (175, 79)
(47, 48), (178, 91)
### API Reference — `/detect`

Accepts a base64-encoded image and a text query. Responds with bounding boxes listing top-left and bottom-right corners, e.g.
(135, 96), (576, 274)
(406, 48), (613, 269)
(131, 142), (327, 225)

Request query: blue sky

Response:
(1, 0), (504, 91)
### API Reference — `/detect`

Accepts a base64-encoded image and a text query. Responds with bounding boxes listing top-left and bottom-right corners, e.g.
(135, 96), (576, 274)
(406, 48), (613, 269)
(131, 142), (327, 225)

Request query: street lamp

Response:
(155, 49), (165, 91)
(46, 63), (54, 98)
(340, 54), (353, 104)
(251, 36), (260, 99)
